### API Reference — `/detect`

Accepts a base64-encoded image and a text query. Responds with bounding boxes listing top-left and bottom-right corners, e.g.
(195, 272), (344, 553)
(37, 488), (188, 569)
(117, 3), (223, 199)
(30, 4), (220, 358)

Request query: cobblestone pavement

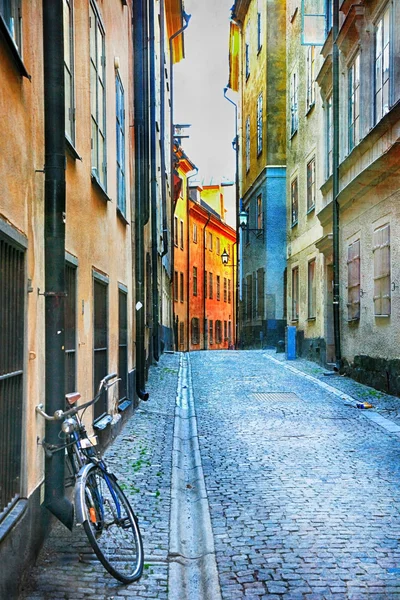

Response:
(19, 353), (179, 600)
(190, 350), (400, 599)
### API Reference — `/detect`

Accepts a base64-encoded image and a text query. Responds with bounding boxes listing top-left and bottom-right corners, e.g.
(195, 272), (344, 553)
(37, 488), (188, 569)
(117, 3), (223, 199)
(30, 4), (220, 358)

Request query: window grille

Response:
(347, 239), (360, 321)
(93, 277), (108, 420)
(118, 289), (128, 401)
(0, 235), (25, 517)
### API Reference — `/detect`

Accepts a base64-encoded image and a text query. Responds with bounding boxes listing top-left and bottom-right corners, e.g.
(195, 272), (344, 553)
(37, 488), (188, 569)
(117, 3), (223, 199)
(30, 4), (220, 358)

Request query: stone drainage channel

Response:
(168, 353), (222, 600)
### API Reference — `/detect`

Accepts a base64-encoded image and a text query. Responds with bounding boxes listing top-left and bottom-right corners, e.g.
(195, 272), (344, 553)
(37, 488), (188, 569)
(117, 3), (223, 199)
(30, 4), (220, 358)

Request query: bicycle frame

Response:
(74, 459), (123, 525)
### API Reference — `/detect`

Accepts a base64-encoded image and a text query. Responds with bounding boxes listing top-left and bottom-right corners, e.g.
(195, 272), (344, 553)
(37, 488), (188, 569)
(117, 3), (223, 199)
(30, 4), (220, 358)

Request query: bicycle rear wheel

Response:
(80, 464), (143, 583)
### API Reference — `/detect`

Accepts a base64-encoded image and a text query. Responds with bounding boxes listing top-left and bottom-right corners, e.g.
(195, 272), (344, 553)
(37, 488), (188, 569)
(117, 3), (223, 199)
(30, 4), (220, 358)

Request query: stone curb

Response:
(168, 353), (222, 600)
(265, 353), (400, 437)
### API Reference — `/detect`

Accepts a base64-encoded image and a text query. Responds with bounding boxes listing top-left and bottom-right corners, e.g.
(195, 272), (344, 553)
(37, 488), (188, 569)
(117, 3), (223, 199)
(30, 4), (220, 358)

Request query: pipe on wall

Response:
(42, 0), (73, 530)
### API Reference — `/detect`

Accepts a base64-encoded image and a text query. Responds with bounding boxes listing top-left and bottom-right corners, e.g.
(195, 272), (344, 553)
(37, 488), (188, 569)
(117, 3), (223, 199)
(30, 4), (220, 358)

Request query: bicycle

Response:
(36, 373), (144, 584)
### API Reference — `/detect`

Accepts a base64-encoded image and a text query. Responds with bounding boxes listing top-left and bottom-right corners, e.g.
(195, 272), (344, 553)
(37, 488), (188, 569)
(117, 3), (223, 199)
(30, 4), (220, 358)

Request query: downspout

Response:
(149, 0), (160, 362)
(203, 213), (211, 350)
(132, 0), (149, 400)
(186, 169), (198, 350)
(42, 0), (73, 530)
(332, 0), (342, 367)
(169, 12), (191, 350)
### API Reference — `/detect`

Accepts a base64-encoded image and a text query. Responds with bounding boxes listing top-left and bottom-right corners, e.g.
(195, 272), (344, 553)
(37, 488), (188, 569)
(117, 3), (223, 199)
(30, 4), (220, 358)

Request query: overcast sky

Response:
(174, 0), (236, 186)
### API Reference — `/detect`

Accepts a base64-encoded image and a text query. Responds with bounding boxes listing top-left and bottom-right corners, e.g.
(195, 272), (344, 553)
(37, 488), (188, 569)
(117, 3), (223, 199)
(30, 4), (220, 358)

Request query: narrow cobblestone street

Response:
(20, 350), (400, 599)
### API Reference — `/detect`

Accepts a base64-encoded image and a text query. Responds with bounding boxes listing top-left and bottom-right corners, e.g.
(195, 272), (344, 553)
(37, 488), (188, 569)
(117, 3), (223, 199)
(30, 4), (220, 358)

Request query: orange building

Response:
(174, 147), (237, 351)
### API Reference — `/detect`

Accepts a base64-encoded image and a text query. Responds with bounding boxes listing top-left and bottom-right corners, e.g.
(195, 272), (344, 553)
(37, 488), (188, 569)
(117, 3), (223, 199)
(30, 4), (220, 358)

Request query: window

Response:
(347, 239), (360, 321)
(209, 272), (213, 299)
(193, 266), (197, 296)
(179, 322), (184, 347)
(228, 320), (232, 342)
(228, 279), (231, 303)
(326, 94), (333, 178)
(290, 71), (298, 136)
(208, 232), (213, 251)
(216, 237), (220, 255)
(246, 116), (250, 172)
(246, 274), (253, 320)
(180, 272), (184, 302)
(180, 220), (184, 249)
(257, 194), (263, 230)
(245, 21), (250, 79)
(375, 5), (391, 124)
(191, 317), (200, 345)
(174, 270), (178, 301)
(224, 320), (227, 340)
(373, 224), (391, 316)
(308, 259), (316, 319)
(193, 223), (198, 243)
(257, 0), (262, 52)
(90, 2), (106, 187)
(64, 0), (75, 144)
(93, 276), (108, 420)
(1, 0), (22, 51)
(116, 73), (126, 215)
(65, 262), (77, 394)
(257, 268), (265, 318)
(224, 277), (227, 302)
(306, 46), (316, 111)
(174, 216), (178, 246)
(0, 231), (25, 515)
(209, 320), (214, 345)
(326, 0), (333, 33)
(216, 275), (220, 301)
(257, 93), (263, 155)
(306, 158), (316, 212)
(348, 54), (360, 152)
(291, 177), (298, 226)
(204, 270), (207, 298)
(118, 289), (128, 401)
(292, 266), (299, 321)
(216, 320), (222, 344)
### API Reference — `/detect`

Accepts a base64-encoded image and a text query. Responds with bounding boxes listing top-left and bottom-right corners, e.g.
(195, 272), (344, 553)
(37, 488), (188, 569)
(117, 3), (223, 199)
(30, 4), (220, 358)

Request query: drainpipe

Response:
(42, 0), (73, 530)
(186, 169), (198, 350)
(169, 12), (191, 351)
(149, 0), (160, 362)
(132, 0), (149, 400)
(223, 88), (240, 348)
(160, 0), (169, 261)
(332, 0), (342, 367)
(203, 213), (211, 350)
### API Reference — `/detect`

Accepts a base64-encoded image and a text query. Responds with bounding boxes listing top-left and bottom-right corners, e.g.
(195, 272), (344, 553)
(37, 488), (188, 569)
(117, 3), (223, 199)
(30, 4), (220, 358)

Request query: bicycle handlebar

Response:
(35, 373), (119, 421)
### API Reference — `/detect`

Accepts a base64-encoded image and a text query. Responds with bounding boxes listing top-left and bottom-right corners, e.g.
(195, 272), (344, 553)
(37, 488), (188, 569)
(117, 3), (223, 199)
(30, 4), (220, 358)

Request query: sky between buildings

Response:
(174, 0), (236, 190)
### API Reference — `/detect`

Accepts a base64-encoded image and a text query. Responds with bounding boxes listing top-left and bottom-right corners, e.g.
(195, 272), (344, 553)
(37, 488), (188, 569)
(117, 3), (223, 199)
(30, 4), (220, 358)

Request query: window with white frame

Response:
(306, 157), (316, 212)
(308, 259), (316, 319)
(292, 266), (299, 321)
(290, 71), (298, 136)
(291, 177), (298, 226)
(90, 1), (106, 187)
(246, 116), (250, 172)
(245, 21), (250, 79)
(64, 0), (75, 144)
(116, 73), (126, 215)
(326, 94), (333, 178)
(306, 46), (316, 111)
(373, 223), (391, 316)
(1, 0), (22, 51)
(347, 239), (360, 321)
(375, 5), (391, 124)
(257, 93), (263, 155)
(348, 53), (360, 152)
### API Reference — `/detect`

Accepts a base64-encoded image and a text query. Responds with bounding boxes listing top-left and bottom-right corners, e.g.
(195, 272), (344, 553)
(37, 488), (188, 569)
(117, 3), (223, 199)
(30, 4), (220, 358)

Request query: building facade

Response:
(229, 0), (287, 349)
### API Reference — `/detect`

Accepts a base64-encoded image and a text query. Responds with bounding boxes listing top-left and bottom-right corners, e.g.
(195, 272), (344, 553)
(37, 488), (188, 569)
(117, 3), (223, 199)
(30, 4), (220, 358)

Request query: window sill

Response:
(375, 314), (391, 318)
(307, 317), (316, 322)
(291, 319), (299, 323)
(257, 45), (262, 56)
(305, 102), (315, 117)
(0, 15), (30, 79)
(291, 220), (298, 228)
(306, 205), (315, 215)
(290, 129), (298, 140)
(117, 207), (129, 225)
(66, 137), (82, 161)
(91, 174), (111, 202)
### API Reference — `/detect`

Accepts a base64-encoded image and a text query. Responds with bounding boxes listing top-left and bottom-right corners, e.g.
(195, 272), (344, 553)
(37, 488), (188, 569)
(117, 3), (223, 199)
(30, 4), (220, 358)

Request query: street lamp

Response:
(221, 248), (230, 265)
(238, 209), (263, 235)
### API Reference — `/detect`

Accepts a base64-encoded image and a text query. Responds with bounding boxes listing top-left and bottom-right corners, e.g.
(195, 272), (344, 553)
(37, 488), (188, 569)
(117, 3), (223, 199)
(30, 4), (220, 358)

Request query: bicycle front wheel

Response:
(80, 464), (143, 583)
